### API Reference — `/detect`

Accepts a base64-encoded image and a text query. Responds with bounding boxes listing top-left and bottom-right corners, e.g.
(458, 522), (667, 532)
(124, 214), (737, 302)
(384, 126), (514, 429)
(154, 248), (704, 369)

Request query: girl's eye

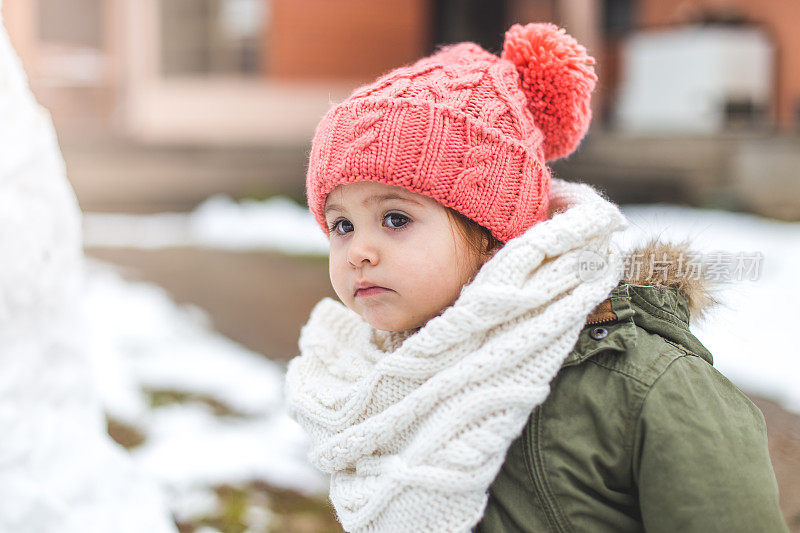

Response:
(384, 212), (410, 229)
(330, 218), (353, 235)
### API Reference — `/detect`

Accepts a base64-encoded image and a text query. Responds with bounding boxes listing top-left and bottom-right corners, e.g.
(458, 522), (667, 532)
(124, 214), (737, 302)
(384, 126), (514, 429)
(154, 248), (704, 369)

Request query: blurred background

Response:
(5, 0), (800, 214)
(3, 0), (799, 531)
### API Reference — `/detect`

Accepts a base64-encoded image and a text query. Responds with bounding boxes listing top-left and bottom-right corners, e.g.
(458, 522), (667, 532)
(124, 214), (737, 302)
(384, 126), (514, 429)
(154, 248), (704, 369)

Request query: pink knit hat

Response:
(306, 22), (597, 243)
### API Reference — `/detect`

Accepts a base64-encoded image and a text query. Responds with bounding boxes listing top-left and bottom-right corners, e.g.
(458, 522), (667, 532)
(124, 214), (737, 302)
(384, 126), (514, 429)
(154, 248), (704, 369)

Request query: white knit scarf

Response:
(285, 178), (629, 532)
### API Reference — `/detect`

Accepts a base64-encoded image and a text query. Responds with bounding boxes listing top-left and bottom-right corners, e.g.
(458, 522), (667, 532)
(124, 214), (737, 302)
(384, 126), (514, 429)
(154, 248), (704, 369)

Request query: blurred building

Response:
(3, 0), (799, 216)
(3, 0), (431, 147)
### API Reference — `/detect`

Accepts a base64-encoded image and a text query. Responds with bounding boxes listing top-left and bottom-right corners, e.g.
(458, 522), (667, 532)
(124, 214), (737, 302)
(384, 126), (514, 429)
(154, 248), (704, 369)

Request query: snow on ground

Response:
(83, 195), (329, 254)
(83, 261), (327, 524)
(84, 194), (800, 416)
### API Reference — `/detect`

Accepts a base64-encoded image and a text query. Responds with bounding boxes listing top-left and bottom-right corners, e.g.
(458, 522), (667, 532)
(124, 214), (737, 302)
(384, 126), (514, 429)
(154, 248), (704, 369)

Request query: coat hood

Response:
(585, 237), (722, 328)
(617, 238), (721, 324)
(579, 237), (722, 366)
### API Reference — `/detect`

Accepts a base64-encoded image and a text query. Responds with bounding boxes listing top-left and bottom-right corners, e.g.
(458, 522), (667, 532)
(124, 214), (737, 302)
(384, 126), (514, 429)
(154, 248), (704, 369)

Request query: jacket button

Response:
(590, 326), (609, 340)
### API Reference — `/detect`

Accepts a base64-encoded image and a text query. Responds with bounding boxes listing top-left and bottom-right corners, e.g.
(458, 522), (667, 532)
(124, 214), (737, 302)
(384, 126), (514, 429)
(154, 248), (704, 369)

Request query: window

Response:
(38, 0), (104, 47)
(602, 0), (634, 38)
(432, 0), (508, 55)
(159, 0), (267, 76)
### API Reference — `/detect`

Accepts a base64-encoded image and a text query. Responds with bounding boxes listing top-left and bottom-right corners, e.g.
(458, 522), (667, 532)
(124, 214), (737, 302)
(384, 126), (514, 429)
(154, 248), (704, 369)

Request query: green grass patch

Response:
(106, 415), (147, 449)
(176, 481), (341, 533)
(144, 388), (246, 418)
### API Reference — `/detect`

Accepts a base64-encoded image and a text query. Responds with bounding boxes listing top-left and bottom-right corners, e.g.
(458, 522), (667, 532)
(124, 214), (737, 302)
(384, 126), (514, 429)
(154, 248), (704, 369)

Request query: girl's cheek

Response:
(328, 251), (344, 287)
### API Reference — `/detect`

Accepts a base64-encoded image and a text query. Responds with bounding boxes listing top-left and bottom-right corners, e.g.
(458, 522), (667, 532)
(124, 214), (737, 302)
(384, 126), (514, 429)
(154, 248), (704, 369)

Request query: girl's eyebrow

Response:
(325, 193), (423, 215)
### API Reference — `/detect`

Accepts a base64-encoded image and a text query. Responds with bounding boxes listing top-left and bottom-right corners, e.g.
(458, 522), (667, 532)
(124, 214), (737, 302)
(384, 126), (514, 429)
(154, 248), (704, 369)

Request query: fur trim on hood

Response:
(618, 238), (721, 323)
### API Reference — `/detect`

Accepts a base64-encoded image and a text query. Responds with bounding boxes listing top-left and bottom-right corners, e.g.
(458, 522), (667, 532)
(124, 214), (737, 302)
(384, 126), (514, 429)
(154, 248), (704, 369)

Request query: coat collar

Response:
(564, 238), (719, 367)
(596, 237), (720, 323)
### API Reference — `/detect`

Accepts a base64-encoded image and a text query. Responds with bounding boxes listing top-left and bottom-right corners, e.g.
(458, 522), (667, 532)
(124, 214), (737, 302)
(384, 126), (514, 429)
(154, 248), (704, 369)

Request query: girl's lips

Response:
(355, 286), (391, 298)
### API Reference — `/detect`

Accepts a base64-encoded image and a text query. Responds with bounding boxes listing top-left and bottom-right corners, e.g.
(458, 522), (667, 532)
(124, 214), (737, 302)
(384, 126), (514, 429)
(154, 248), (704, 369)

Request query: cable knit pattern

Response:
(286, 178), (629, 532)
(306, 23), (596, 244)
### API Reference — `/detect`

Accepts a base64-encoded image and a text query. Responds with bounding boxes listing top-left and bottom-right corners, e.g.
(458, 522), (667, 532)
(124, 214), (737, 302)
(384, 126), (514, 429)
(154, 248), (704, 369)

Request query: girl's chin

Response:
(351, 301), (435, 332)
(363, 314), (419, 333)
(368, 320), (408, 332)
(365, 315), (430, 333)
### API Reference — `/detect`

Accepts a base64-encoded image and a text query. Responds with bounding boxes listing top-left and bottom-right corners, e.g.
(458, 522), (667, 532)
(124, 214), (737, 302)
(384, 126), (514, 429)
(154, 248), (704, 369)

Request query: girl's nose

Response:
(347, 232), (379, 267)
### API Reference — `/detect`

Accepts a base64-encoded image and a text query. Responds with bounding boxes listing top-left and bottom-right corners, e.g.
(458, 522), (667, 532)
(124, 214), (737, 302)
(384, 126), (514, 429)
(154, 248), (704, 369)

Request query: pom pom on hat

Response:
(502, 22), (597, 161)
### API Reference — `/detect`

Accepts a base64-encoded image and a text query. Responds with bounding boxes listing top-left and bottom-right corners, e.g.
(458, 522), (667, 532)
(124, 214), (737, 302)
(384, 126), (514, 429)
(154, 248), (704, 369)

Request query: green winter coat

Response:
(475, 242), (788, 533)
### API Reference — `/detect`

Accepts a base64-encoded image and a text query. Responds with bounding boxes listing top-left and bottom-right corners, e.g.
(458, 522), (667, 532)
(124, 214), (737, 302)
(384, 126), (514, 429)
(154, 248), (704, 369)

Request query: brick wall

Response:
(266, 0), (430, 81)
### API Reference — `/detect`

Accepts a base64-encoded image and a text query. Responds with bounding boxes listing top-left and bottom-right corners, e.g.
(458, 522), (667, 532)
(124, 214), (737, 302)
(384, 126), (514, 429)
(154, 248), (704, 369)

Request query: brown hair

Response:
(444, 208), (504, 266)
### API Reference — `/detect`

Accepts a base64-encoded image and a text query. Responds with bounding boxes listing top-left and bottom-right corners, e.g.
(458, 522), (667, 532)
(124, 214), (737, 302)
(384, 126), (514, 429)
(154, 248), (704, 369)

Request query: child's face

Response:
(325, 181), (484, 332)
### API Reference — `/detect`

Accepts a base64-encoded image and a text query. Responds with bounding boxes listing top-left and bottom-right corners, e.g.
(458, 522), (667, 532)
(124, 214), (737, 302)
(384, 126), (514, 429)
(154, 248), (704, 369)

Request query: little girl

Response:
(286, 23), (787, 532)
